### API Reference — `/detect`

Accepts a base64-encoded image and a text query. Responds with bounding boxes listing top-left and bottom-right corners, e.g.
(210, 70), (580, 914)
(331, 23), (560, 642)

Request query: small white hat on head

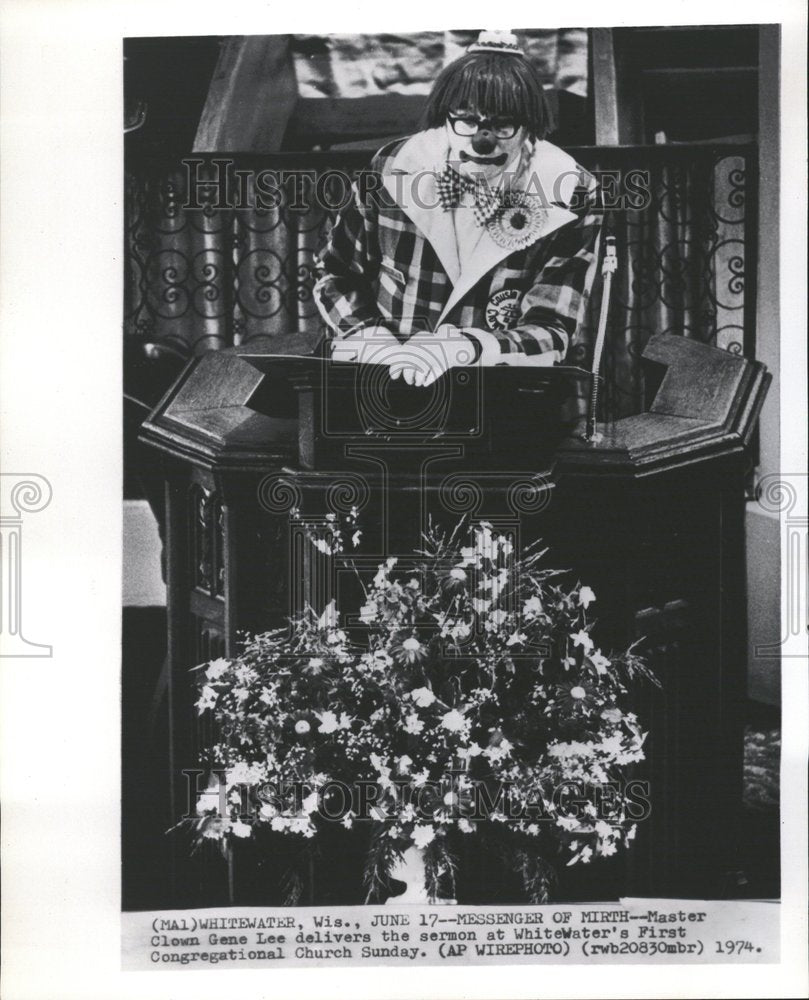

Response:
(467, 30), (524, 56)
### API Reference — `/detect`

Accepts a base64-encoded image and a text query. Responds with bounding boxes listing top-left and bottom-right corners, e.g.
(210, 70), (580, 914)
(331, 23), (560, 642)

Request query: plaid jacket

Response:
(314, 128), (602, 362)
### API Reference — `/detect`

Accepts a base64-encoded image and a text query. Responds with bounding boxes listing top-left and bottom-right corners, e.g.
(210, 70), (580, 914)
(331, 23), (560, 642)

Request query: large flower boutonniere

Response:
(488, 192), (548, 251)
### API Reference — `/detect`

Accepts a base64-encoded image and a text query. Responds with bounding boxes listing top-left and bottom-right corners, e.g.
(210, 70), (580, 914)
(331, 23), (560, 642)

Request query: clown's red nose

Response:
(471, 129), (497, 155)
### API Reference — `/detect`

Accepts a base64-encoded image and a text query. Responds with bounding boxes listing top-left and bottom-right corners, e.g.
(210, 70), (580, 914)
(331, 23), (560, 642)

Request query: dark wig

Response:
(421, 51), (548, 140)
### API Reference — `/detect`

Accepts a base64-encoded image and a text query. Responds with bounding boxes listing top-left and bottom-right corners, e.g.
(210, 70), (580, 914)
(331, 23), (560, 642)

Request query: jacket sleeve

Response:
(313, 169), (386, 340)
(467, 171), (603, 365)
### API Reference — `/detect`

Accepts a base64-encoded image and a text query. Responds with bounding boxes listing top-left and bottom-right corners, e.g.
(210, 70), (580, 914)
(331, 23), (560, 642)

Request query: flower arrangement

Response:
(189, 520), (656, 903)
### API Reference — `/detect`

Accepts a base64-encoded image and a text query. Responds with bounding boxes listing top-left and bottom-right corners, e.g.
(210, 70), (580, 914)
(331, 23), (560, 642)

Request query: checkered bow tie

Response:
(435, 164), (503, 227)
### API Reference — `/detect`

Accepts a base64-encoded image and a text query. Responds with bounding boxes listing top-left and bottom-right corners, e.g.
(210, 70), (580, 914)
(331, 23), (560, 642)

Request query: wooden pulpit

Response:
(140, 332), (768, 906)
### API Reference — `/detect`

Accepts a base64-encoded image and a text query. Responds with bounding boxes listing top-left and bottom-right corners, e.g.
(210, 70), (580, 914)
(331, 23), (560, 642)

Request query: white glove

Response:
(387, 326), (478, 387)
(329, 325), (404, 366)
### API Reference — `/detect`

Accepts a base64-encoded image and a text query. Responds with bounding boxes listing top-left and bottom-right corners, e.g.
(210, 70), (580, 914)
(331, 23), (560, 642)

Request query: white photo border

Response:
(0, 1), (806, 998)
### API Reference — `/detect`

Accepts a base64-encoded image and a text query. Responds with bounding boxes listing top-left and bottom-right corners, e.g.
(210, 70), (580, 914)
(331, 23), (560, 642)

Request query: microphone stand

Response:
(585, 234), (618, 442)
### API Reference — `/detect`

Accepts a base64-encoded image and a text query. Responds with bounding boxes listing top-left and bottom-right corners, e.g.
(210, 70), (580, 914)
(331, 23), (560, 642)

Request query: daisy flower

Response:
(556, 681), (598, 713)
(392, 635), (426, 665)
(441, 565), (468, 595)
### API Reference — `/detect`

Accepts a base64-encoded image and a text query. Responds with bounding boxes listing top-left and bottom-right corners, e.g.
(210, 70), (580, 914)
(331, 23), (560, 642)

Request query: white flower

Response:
(402, 637), (422, 652)
(294, 719), (311, 735)
(259, 802), (277, 820)
(600, 841), (617, 857)
(373, 558), (397, 587)
(226, 761), (264, 785)
(196, 790), (221, 815)
(570, 685), (587, 700)
(405, 712), (424, 736)
(526, 823), (540, 836)
(443, 791), (457, 807)
(341, 813), (354, 829)
(440, 709), (466, 733)
(458, 818), (474, 834)
(410, 686), (436, 708)
(522, 595), (542, 617)
(578, 586), (596, 608)
(441, 619), (471, 641)
(317, 599), (338, 629)
(351, 530), (362, 548)
(450, 567), (467, 581)
(471, 597), (491, 614)
(312, 538), (332, 554)
(458, 741), (483, 761)
(396, 754), (413, 774)
(196, 686), (218, 713)
(571, 629), (594, 652)
(590, 650), (611, 675)
(302, 791), (320, 814)
(506, 631), (526, 647)
(270, 816), (290, 832)
(205, 657), (230, 681)
(290, 817), (316, 837)
(412, 768), (429, 787)
(598, 733), (626, 757)
(488, 609), (508, 628)
(399, 803), (417, 822)
(411, 825), (436, 849)
(317, 710), (340, 734)
(497, 535), (514, 556)
(359, 601), (378, 624)
(231, 820), (253, 839)
(483, 743), (510, 763)
(308, 656), (324, 669)
(474, 524), (494, 556)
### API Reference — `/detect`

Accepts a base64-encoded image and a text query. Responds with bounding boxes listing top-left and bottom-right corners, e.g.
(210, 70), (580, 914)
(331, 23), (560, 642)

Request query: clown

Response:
(315, 30), (602, 386)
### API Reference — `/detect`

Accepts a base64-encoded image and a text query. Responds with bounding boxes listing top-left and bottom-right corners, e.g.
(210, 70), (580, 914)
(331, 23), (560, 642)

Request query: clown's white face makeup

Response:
(445, 107), (528, 183)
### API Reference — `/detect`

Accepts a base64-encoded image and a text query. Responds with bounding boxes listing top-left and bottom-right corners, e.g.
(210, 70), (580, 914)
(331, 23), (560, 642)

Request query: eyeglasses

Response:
(447, 113), (521, 140)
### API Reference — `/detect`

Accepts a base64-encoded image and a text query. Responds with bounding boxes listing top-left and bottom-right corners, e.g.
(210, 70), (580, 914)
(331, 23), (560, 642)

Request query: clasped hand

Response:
(329, 324), (477, 386)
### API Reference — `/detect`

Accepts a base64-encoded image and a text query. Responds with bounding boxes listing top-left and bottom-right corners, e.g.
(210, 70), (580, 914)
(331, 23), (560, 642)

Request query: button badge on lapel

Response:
(485, 288), (521, 330)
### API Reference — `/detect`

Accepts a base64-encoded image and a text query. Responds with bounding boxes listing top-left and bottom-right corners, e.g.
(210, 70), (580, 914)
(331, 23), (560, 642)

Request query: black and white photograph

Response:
(1, 3), (807, 999)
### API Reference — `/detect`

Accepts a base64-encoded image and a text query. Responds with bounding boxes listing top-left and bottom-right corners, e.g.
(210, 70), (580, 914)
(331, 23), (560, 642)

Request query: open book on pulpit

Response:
(143, 332), (769, 478)
(145, 335), (594, 471)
